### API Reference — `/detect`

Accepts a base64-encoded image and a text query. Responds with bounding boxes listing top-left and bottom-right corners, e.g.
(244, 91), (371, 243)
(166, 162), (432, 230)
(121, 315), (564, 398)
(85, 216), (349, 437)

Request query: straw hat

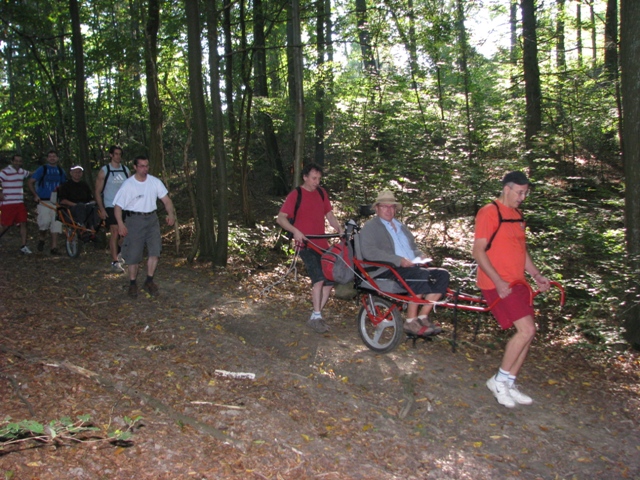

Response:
(373, 190), (402, 209)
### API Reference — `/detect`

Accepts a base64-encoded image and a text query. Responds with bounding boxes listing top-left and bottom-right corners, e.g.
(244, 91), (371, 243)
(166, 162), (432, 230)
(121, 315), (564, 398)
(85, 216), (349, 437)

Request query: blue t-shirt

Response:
(31, 165), (67, 200)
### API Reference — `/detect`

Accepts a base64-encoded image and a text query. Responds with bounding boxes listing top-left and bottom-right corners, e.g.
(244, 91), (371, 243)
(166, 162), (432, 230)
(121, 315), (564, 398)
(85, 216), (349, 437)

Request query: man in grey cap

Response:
(359, 190), (450, 336)
(473, 171), (551, 408)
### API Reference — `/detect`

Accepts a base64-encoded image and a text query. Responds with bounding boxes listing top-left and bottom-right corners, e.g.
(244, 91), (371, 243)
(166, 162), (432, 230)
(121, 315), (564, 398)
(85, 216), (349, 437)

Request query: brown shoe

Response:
(417, 317), (443, 335)
(144, 280), (159, 296)
(403, 319), (434, 336)
(128, 284), (138, 298)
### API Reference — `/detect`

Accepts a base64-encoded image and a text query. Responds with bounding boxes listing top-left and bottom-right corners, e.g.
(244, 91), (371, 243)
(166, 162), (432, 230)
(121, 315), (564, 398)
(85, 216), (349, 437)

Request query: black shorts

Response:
(299, 248), (333, 286)
(379, 266), (449, 295)
(105, 207), (118, 227)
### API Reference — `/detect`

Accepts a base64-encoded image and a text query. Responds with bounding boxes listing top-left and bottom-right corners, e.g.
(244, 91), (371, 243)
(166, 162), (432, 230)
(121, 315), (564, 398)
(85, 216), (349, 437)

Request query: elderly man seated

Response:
(57, 165), (101, 235)
(359, 190), (450, 336)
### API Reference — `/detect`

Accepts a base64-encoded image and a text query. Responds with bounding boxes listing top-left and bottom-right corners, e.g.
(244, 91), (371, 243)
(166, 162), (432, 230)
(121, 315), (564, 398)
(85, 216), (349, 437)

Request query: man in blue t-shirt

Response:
(28, 150), (67, 255)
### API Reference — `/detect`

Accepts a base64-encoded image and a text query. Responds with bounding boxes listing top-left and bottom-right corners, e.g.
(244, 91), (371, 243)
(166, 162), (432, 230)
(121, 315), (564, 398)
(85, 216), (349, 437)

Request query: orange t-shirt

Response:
(475, 200), (527, 289)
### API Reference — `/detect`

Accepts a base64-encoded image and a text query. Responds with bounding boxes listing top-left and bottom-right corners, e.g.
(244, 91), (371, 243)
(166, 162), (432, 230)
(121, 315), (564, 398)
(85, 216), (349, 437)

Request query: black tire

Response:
(66, 228), (81, 258)
(357, 295), (403, 353)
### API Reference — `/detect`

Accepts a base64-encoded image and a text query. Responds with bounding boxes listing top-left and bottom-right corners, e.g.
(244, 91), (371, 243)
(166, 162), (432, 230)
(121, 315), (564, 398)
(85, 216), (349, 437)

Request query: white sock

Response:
(495, 368), (510, 383)
(507, 375), (516, 387)
(406, 317), (417, 323)
(310, 311), (322, 320)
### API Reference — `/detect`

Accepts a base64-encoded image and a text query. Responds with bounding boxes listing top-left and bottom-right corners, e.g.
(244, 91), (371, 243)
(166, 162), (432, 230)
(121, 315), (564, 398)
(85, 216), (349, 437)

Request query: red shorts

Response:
(0, 203), (28, 227)
(482, 283), (535, 330)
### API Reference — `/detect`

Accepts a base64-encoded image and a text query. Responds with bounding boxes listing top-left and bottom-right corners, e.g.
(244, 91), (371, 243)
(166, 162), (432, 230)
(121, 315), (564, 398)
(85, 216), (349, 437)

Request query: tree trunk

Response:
(355, 0), (378, 75)
(604, 0), (618, 81)
(206, 0), (230, 264)
(576, 0), (583, 67)
(291, 0), (305, 181)
(69, 0), (91, 180)
(589, 1), (597, 75)
(520, 0), (542, 171)
(314, 0), (325, 167)
(556, 0), (566, 70)
(254, 0), (288, 194)
(145, 0), (166, 179)
(456, 0), (473, 160)
(620, 0), (640, 348)
(185, 0), (216, 259)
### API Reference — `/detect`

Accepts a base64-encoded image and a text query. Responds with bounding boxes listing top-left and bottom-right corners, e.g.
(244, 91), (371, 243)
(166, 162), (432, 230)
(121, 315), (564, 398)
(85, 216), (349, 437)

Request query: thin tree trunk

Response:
(291, 0), (305, 180)
(185, 0), (216, 259)
(556, 0), (566, 70)
(69, 0), (91, 180)
(576, 0), (583, 67)
(145, 0), (166, 180)
(206, 0), (230, 264)
(254, 0), (288, 194)
(456, 0), (473, 160)
(604, 0), (618, 81)
(521, 0), (542, 171)
(314, 0), (325, 167)
(355, 0), (378, 75)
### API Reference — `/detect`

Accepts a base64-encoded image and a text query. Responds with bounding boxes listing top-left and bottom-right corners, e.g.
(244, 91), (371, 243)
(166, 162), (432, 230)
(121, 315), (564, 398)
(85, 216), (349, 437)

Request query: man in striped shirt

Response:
(0, 154), (32, 254)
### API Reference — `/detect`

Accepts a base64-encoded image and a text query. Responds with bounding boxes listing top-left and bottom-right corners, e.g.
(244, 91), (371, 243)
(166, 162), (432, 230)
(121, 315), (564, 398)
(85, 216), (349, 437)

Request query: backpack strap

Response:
(290, 186), (325, 227)
(38, 165), (64, 187)
(485, 200), (524, 252)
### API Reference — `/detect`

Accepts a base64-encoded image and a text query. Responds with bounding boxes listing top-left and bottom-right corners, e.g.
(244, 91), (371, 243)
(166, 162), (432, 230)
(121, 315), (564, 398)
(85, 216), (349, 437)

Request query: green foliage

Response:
(0, 414), (141, 449)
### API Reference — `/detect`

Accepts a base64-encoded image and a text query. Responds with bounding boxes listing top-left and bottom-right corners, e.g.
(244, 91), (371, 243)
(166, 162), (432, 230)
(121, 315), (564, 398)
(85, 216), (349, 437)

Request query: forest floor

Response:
(1, 227), (639, 480)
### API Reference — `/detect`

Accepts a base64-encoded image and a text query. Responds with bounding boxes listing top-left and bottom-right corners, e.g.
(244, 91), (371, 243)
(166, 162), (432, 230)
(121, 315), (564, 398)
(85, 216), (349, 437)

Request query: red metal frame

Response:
(304, 237), (565, 317)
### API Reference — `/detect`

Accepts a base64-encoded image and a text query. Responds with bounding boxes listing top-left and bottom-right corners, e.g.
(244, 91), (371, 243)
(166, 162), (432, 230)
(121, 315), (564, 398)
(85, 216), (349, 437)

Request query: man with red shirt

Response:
(277, 163), (342, 333)
(473, 171), (551, 408)
(0, 154), (32, 254)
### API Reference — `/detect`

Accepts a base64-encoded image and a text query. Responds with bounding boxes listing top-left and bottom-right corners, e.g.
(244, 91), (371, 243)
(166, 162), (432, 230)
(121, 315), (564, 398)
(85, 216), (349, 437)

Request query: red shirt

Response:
(280, 187), (332, 250)
(475, 200), (527, 289)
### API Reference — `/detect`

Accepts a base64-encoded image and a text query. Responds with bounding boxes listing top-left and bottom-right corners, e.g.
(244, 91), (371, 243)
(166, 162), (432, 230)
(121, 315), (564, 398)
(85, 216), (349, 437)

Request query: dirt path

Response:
(1, 240), (639, 479)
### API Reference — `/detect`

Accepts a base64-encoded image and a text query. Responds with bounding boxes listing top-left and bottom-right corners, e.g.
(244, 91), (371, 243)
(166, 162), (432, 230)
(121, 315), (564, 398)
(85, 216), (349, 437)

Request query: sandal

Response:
(404, 319), (435, 336)
(417, 317), (443, 335)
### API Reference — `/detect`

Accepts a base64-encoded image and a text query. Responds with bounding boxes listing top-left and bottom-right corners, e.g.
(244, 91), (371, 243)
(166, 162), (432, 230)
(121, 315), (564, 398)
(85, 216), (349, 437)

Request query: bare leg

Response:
(128, 263), (139, 282)
(311, 281), (325, 312)
(146, 256), (159, 277)
(19, 223), (27, 245)
(109, 225), (120, 262)
(320, 285), (333, 311)
(418, 293), (442, 317)
(500, 315), (536, 376)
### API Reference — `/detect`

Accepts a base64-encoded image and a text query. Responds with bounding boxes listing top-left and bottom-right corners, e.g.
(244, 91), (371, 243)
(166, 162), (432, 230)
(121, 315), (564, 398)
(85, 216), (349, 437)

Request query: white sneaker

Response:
(508, 384), (533, 405)
(486, 376), (516, 408)
(20, 245), (33, 255)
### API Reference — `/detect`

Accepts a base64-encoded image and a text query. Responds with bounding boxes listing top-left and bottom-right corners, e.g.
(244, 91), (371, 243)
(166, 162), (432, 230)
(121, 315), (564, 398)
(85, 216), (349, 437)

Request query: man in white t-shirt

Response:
(113, 156), (176, 298)
(0, 154), (32, 254)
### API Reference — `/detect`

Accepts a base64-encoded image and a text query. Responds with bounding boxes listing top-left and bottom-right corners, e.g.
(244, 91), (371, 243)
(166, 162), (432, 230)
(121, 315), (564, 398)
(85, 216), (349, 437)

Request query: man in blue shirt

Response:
(359, 190), (450, 336)
(28, 150), (66, 255)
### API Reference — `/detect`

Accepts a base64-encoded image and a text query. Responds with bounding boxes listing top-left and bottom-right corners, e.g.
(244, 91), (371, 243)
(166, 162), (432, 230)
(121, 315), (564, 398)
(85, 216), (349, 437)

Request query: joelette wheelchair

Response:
(305, 220), (564, 354)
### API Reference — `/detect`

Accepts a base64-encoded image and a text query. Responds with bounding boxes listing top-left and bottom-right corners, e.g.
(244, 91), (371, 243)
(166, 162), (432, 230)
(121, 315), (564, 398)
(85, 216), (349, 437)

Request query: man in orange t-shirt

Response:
(472, 171), (550, 409)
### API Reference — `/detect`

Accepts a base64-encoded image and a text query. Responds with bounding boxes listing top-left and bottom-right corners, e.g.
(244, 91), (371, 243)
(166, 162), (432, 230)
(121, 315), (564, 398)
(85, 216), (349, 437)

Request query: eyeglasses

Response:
(377, 204), (397, 210)
(509, 186), (529, 198)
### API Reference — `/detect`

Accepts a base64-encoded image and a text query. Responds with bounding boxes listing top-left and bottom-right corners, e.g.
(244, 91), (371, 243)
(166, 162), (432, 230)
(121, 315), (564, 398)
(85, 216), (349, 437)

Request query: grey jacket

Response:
(359, 216), (424, 267)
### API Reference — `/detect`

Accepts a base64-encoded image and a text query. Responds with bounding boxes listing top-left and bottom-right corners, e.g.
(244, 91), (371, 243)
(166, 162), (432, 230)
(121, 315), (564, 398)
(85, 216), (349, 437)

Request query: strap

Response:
(485, 200), (524, 252)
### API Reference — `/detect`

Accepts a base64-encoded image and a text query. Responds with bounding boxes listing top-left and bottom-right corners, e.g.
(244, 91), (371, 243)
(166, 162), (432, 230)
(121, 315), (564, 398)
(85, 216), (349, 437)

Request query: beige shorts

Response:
(37, 202), (63, 234)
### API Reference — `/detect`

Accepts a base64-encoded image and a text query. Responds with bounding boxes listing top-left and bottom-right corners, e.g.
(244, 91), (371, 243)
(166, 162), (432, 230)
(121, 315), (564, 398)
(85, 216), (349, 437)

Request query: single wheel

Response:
(357, 294), (403, 353)
(66, 228), (81, 258)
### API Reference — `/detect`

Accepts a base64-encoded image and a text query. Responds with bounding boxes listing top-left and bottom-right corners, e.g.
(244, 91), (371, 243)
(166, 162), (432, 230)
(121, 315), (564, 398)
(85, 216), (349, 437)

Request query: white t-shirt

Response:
(113, 175), (168, 213)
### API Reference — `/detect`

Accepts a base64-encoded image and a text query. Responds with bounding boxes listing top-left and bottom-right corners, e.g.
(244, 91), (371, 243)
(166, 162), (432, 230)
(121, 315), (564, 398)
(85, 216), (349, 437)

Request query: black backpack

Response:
(105, 163), (130, 184)
(37, 165), (65, 187)
(485, 200), (525, 252)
